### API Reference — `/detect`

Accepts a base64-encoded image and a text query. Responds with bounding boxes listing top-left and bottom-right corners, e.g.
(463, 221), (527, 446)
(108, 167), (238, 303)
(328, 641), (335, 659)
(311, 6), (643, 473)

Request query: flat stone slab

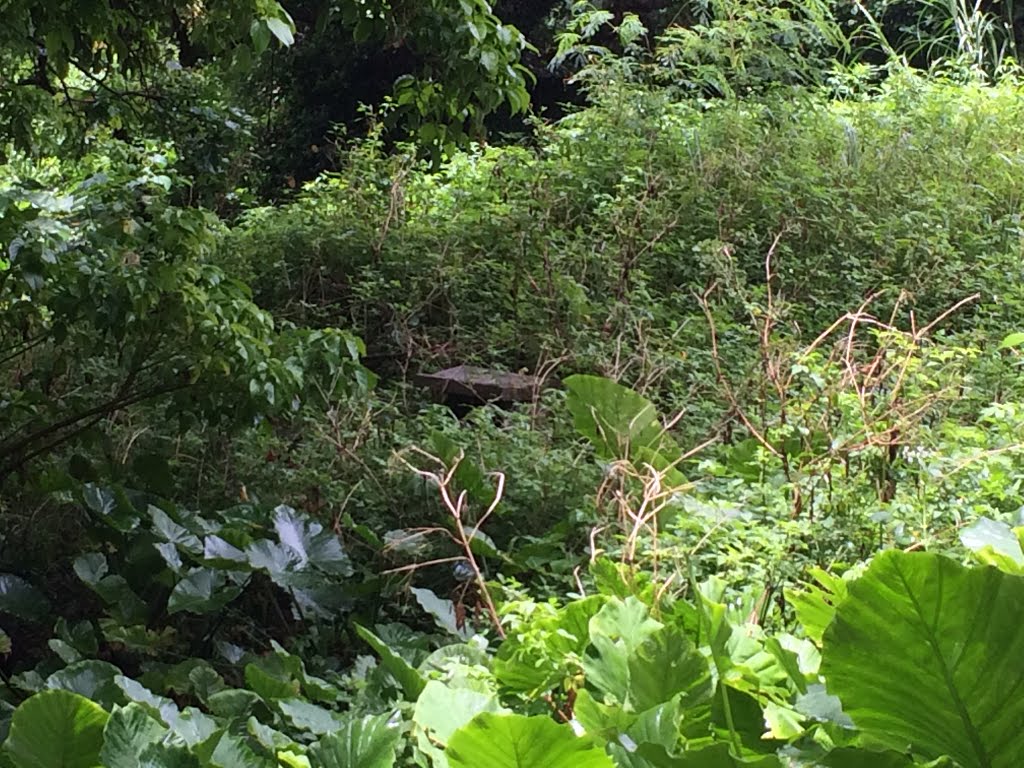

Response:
(414, 365), (545, 403)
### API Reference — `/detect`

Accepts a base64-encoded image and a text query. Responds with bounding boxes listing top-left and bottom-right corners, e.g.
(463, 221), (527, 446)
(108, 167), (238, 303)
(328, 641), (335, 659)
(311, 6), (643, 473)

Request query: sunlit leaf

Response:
(960, 517), (1024, 572)
(821, 551), (1024, 767)
(265, 17), (294, 46)
(583, 597), (663, 704)
(446, 712), (614, 768)
(4, 690), (109, 768)
(277, 699), (343, 735)
(565, 375), (673, 460)
(413, 681), (506, 767)
(998, 332), (1024, 349)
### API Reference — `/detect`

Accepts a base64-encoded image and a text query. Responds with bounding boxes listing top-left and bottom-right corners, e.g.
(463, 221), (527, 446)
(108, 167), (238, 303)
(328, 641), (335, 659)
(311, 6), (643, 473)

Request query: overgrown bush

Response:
(224, 70), (1024, 428)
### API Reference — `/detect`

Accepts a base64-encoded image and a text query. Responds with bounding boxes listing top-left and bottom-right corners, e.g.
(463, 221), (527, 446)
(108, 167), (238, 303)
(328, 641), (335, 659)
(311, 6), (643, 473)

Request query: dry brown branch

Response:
(396, 448), (507, 638)
(698, 285), (782, 458)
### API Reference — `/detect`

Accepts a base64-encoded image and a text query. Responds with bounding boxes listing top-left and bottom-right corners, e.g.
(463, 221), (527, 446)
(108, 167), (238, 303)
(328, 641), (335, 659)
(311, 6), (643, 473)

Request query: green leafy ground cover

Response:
(4, 1), (1024, 765)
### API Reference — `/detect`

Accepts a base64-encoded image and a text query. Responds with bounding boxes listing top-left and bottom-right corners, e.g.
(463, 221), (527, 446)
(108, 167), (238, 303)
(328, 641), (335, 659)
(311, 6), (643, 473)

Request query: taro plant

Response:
(4, 514), (1024, 768)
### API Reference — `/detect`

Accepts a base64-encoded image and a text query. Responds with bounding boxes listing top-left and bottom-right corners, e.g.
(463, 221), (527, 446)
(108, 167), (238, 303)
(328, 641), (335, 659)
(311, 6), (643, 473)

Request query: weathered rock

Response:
(414, 365), (547, 405)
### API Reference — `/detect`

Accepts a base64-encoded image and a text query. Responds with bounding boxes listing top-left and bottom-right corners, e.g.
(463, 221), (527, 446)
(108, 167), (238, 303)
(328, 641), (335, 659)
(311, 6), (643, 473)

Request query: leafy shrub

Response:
(4, 547), (1023, 766)
(224, 70), (1024, 435)
(0, 141), (371, 488)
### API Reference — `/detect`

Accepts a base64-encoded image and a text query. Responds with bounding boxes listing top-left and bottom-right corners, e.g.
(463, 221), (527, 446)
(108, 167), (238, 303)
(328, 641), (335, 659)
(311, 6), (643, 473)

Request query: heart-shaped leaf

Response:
(821, 551), (1024, 767)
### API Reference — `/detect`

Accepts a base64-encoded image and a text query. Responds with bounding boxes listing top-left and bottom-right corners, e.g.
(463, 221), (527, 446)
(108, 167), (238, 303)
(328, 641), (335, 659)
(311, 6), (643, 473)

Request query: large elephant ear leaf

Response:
(445, 712), (614, 768)
(0, 574), (50, 622)
(4, 689), (109, 768)
(308, 713), (402, 768)
(564, 375), (671, 460)
(820, 551), (1024, 768)
(584, 597), (663, 705)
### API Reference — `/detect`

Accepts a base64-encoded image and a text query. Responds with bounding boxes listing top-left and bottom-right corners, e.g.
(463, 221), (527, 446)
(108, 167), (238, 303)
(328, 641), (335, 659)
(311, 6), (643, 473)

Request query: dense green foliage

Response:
(4, 1), (1024, 766)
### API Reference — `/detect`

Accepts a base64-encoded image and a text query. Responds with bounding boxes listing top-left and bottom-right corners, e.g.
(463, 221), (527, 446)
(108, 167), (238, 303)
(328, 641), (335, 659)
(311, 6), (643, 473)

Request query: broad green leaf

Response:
(762, 701), (802, 740)
(148, 506), (202, 555)
(786, 567), (849, 644)
(632, 444), (688, 490)
(998, 332), (1024, 349)
(203, 536), (250, 568)
(265, 17), (294, 46)
(710, 684), (778, 755)
(208, 731), (274, 768)
(277, 699), (342, 735)
(0, 574), (50, 621)
(794, 683), (853, 728)
(427, 431), (500, 508)
(137, 743), (200, 768)
(72, 555), (148, 624)
(187, 664), (226, 703)
(166, 708), (218, 747)
(245, 509), (352, 616)
(114, 676), (179, 725)
(411, 587), (471, 639)
(276, 751), (310, 768)
(154, 543), (183, 573)
(250, 19), (271, 54)
(623, 742), (780, 766)
(46, 661), (123, 708)
(100, 622), (175, 655)
(167, 568), (242, 615)
(413, 680), (506, 767)
(244, 663), (300, 701)
(208, 688), (264, 719)
(355, 624), (426, 699)
(267, 641), (312, 682)
(626, 624), (713, 712)
(418, 643), (490, 679)
(720, 627), (793, 701)
(246, 540), (296, 574)
(960, 517), (1024, 572)
(821, 551), (1024, 767)
(247, 717), (296, 752)
(584, 597), (662, 704)
(573, 688), (638, 746)
(627, 697), (688, 749)
(272, 506), (351, 575)
(446, 713), (614, 768)
(495, 595), (605, 695)
(565, 375), (673, 459)
(81, 485), (138, 532)
(288, 581), (353, 619)
(54, 618), (98, 658)
(764, 634), (817, 693)
(4, 690), (109, 768)
(308, 713), (402, 768)
(100, 704), (168, 768)
(817, 748), (918, 767)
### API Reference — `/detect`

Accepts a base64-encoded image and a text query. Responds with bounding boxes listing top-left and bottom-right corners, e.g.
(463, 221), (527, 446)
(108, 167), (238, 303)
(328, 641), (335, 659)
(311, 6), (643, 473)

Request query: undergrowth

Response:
(4, 24), (1024, 768)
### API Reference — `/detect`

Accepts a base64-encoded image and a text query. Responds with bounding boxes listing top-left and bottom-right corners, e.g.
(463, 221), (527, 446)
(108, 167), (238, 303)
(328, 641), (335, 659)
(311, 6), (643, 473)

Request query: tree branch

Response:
(0, 380), (188, 476)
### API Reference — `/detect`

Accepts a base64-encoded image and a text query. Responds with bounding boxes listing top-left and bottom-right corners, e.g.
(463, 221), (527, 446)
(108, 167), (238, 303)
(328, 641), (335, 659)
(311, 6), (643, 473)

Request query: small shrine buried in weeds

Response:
(414, 365), (547, 411)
